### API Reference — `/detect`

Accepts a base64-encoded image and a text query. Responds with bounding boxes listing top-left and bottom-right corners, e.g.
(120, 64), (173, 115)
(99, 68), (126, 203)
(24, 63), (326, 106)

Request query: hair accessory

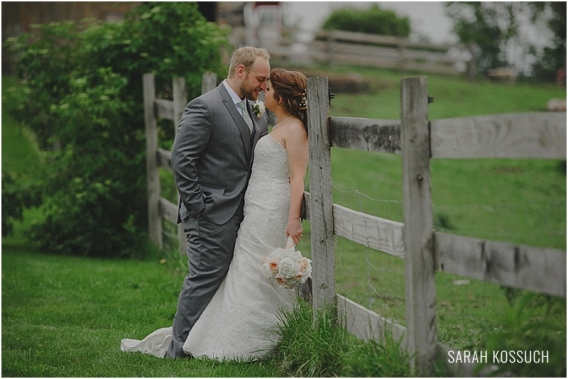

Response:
(299, 91), (308, 111)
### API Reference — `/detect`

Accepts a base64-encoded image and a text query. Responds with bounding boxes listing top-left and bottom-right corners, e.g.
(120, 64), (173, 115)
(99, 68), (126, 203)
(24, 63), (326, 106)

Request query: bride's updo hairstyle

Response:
(270, 68), (308, 129)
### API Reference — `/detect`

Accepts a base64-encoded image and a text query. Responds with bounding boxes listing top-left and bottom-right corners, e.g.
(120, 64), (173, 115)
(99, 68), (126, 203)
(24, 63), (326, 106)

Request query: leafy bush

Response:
(322, 4), (410, 37)
(3, 2), (231, 257)
(2, 170), (42, 237)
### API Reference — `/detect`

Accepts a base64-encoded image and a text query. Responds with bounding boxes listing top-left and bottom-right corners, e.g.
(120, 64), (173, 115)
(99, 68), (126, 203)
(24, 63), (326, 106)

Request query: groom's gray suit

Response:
(167, 82), (268, 358)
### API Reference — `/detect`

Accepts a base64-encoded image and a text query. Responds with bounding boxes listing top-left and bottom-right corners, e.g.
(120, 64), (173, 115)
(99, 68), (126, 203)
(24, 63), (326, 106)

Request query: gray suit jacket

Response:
(172, 83), (268, 225)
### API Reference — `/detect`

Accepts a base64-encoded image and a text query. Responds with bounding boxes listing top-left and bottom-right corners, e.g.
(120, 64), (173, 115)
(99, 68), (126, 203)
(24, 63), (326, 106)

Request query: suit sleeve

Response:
(171, 97), (211, 217)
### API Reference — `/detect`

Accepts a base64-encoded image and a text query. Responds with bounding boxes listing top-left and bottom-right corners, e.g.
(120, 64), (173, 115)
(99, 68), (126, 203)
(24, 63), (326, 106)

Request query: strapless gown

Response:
(121, 135), (297, 360)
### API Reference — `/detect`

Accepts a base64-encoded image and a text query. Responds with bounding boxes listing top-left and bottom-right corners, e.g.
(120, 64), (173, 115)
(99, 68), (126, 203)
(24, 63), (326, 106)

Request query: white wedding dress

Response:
(121, 135), (297, 360)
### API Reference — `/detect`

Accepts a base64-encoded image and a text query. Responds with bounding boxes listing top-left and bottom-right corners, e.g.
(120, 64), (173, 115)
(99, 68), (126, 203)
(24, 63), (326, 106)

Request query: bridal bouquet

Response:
(262, 238), (312, 289)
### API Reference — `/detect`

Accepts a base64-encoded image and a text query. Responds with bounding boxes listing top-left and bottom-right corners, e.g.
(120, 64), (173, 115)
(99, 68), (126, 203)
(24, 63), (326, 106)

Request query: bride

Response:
(121, 68), (309, 360)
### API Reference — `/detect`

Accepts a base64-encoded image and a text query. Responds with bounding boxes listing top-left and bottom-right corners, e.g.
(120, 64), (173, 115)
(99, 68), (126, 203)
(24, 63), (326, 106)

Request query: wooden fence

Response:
(144, 73), (566, 376)
(144, 72), (217, 255)
(267, 29), (469, 76)
(306, 76), (566, 375)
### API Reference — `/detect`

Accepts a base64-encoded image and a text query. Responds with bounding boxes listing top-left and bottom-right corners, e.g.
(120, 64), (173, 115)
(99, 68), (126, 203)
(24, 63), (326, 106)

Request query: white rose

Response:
(253, 100), (265, 118)
(278, 257), (299, 278)
(299, 258), (312, 283)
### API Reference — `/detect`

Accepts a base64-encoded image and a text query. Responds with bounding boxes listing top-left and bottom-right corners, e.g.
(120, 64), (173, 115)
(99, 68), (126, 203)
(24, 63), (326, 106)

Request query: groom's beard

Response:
(240, 74), (260, 101)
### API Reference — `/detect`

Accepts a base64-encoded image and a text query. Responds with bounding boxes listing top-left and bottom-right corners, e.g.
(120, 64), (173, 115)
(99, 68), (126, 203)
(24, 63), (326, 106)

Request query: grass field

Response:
(3, 65), (566, 376)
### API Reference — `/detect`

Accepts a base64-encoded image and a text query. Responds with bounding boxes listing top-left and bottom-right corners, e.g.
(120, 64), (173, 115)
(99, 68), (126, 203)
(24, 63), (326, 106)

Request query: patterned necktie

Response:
(238, 100), (254, 133)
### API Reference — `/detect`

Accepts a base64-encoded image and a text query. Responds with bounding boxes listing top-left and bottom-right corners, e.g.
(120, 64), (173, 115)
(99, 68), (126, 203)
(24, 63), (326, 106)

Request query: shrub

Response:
(322, 4), (411, 37)
(3, 3), (231, 257)
(2, 170), (42, 237)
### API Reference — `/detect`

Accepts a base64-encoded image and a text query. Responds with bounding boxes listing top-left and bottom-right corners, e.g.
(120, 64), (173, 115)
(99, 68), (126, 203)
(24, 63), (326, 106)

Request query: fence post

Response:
(397, 37), (406, 71)
(401, 76), (437, 375)
(173, 76), (187, 256)
(307, 77), (336, 312)
(201, 72), (218, 94)
(144, 73), (162, 248)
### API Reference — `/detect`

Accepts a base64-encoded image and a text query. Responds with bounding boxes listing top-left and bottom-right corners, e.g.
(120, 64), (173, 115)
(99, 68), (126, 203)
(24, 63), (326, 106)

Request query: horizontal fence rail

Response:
(430, 112), (566, 159)
(267, 29), (468, 75)
(435, 232), (566, 297)
(308, 112), (567, 297)
(327, 112), (567, 159)
(144, 72), (217, 254)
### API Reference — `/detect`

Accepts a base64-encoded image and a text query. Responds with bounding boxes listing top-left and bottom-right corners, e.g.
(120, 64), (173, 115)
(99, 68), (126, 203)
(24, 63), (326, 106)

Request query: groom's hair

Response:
(227, 46), (270, 79)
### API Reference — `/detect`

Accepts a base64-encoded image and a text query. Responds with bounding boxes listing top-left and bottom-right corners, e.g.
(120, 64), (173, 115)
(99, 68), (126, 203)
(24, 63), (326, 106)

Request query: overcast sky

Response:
(281, 1), (457, 44)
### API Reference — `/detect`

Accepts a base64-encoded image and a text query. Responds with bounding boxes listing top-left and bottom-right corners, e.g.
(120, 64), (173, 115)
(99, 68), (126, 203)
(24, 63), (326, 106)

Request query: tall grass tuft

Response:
(341, 330), (414, 377)
(269, 300), (349, 376)
(268, 300), (420, 377)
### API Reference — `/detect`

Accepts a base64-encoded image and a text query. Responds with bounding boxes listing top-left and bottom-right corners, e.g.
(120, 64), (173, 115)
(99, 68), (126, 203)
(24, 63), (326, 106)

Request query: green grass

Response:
(1, 249), (283, 377)
(3, 65), (566, 376)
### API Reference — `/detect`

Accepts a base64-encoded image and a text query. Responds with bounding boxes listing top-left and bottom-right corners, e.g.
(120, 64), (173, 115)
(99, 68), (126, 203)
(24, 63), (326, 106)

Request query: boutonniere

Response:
(252, 100), (265, 118)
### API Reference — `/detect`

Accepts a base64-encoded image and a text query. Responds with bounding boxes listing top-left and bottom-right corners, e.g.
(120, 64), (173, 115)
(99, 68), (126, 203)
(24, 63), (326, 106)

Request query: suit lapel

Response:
(217, 84), (253, 159)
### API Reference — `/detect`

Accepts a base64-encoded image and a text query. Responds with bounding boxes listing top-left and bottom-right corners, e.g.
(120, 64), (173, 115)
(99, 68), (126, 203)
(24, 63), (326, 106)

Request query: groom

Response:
(167, 46), (270, 358)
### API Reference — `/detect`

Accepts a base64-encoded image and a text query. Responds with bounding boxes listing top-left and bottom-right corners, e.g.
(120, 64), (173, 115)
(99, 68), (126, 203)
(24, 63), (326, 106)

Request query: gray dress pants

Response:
(166, 205), (244, 358)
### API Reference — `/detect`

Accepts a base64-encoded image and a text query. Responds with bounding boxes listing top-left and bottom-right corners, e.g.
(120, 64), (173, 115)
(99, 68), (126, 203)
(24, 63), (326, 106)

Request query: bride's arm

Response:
(284, 121), (309, 245)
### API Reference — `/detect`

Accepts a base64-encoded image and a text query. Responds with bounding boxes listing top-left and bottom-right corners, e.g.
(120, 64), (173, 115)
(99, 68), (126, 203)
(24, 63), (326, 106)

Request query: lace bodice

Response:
(248, 135), (289, 188)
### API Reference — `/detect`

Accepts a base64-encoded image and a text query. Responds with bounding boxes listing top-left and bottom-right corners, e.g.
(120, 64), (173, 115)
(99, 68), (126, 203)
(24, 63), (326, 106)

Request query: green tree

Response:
(2, 170), (41, 237)
(445, 1), (566, 81)
(322, 4), (410, 37)
(528, 2), (566, 82)
(445, 2), (520, 75)
(3, 2), (231, 257)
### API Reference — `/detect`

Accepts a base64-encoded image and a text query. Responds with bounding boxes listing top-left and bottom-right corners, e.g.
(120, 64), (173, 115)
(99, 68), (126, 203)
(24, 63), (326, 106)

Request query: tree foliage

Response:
(528, 1), (566, 82)
(322, 4), (410, 37)
(445, 1), (566, 81)
(3, 2), (231, 257)
(2, 170), (42, 237)
(445, 2), (520, 74)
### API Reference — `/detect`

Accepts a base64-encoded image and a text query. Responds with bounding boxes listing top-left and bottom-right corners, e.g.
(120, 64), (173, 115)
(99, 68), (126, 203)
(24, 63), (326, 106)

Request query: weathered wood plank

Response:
(143, 73), (162, 248)
(337, 293), (497, 377)
(156, 148), (172, 170)
(435, 232), (566, 297)
(328, 42), (456, 65)
(307, 77), (336, 310)
(201, 71), (217, 94)
(337, 294), (407, 346)
(333, 204), (405, 258)
(302, 191), (311, 221)
(155, 98), (174, 121)
(330, 117), (401, 153)
(316, 29), (454, 51)
(173, 76), (188, 256)
(159, 197), (178, 224)
(401, 76), (437, 374)
(431, 112), (567, 159)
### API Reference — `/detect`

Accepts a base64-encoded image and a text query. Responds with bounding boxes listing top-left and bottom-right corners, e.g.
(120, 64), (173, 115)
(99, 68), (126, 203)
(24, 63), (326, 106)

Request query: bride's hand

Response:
(286, 219), (303, 245)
